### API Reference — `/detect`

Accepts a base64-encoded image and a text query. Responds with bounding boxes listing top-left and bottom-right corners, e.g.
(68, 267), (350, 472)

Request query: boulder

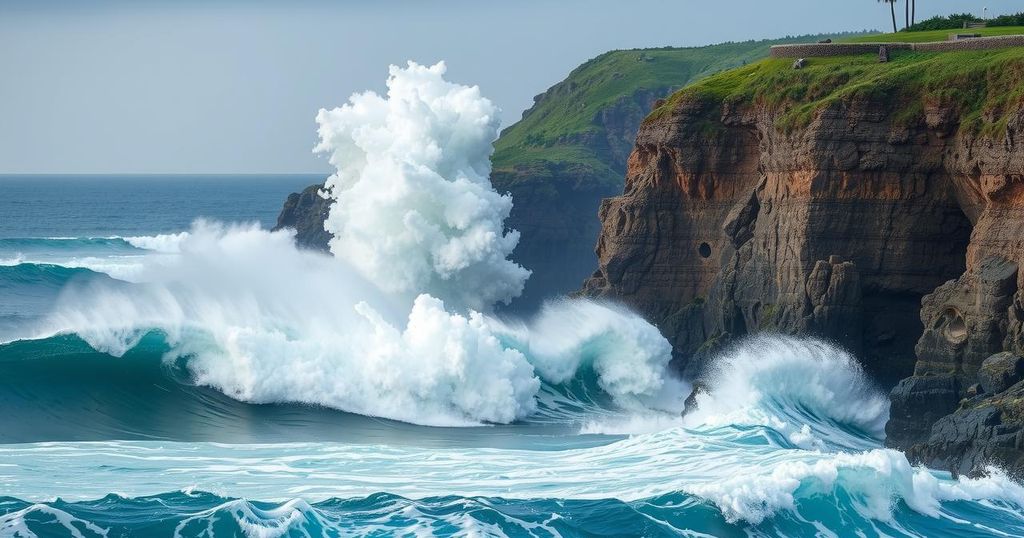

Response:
(978, 352), (1024, 394)
(886, 375), (960, 450)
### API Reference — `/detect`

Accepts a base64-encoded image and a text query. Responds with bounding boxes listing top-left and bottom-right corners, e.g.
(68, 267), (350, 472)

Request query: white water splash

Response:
(683, 335), (890, 451)
(316, 61), (529, 312)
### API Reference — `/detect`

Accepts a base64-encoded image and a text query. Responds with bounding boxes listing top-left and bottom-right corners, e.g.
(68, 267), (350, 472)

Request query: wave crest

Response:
(683, 335), (890, 451)
(19, 222), (677, 428)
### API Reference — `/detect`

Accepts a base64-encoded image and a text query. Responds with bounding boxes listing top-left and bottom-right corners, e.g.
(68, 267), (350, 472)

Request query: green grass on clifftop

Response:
(649, 44), (1024, 137)
(842, 26), (1024, 43)
(491, 34), (866, 188)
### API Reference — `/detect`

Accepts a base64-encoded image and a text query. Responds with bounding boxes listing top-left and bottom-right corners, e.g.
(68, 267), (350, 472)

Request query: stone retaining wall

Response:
(770, 35), (1024, 58)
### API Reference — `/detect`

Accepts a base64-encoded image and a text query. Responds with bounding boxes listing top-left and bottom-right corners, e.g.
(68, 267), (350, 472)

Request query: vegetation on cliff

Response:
(902, 12), (1024, 33)
(844, 25), (1024, 43)
(649, 37), (1024, 137)
(491, 34), (866, 189)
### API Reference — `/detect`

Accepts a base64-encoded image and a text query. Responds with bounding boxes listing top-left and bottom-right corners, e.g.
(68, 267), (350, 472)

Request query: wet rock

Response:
(886, 375), (960, 450)
(273, 184), (332, 251)
(978, 352), (1024, 394)
(681, 382), (708, 418)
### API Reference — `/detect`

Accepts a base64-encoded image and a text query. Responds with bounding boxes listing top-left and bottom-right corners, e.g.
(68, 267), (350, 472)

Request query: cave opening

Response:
(698, 242), (711, 258)
(858, 197), (973, 389)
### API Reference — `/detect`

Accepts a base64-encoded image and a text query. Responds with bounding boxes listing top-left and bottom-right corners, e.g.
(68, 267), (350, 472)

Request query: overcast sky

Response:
(1, 0), (1017, 174)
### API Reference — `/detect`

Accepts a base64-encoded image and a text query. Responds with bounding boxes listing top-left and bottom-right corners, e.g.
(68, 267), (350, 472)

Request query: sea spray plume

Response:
(682, 335), (890, 451)
(315, 61), (529, 312)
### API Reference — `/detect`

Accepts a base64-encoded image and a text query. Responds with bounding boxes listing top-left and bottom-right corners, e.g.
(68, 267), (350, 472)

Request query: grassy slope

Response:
(649, 42), (1024, 138)
(491, 34), (863, 188)
(842, 26), (1024, 43)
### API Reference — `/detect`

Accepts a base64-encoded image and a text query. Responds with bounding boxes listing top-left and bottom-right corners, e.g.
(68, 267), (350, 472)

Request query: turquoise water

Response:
(2, 176), (1024, 537)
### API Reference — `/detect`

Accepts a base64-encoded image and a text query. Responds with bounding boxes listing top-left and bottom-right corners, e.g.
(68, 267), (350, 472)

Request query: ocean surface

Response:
(2, 175), (1024, 537)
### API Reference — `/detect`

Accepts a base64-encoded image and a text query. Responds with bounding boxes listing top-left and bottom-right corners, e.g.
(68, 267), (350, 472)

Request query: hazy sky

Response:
(1, 0), (1017, 174)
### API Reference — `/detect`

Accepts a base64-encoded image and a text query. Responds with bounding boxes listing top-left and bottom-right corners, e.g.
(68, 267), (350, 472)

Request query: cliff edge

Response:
(582, 47), (1024, 476)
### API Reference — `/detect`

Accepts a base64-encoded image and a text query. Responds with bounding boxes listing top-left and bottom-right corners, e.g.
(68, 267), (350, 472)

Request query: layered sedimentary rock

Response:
(581, 52), (1024, 475)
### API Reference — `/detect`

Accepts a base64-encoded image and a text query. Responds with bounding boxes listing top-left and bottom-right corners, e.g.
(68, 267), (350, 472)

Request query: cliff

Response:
(581, 47), (1024, 476)
(277, 35), (859, 312)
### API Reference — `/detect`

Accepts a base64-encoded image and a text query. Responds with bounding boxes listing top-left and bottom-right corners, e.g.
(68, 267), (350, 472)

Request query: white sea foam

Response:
(5, 435), (1024, 532)
(0, 254), (25, 266)
(124, 232), (190, 253)
(0, 503), (108, 538)
(35, 222), (674, 426)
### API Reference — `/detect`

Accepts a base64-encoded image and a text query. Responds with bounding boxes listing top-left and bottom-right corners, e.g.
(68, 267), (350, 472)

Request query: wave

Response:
(683, 335), (889, 452)
(0, 264), (116, 341)
(0, 233), (187, 255)
(0, 491), (727, 538)
(0, 234), (185, 282)
(0, 262), (106, 289)
(7, 489), (1022, 538)
(3, 222), (682, 430)
(0, 331), (672, 443)
(2, 440), (1023, 537)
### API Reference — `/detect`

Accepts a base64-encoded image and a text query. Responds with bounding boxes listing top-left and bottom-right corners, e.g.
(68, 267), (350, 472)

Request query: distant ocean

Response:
(2, 175), (1024, 537)
(0, 174), (319, 238)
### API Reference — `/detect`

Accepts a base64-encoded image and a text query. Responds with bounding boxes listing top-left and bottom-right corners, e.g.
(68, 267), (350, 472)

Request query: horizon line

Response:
(0, 172), (328, 177)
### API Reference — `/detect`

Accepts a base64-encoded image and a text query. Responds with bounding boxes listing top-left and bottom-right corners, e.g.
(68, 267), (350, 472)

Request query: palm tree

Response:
(905, 0), (910, 29)
(911, 0), (916, 26)
(878, 0), (898, 32)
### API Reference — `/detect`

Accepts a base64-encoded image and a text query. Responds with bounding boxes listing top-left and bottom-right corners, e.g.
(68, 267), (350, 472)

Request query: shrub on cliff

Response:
(904, 12), (1024, 32)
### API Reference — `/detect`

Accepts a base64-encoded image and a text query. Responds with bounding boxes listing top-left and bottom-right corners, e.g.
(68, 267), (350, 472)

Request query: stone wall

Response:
(770, 35), (1024, 58)
(770, 43), (911, 58)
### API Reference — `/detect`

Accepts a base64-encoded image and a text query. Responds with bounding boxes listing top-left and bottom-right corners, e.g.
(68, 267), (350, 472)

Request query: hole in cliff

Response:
(698, 242), (712, 259)
(942, 307), (967, 345)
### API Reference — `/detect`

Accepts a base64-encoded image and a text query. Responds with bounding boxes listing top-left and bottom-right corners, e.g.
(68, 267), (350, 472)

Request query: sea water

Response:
(1, 175), (1023, 537)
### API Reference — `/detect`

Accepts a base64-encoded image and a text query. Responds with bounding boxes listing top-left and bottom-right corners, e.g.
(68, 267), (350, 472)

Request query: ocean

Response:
(2, 174), (1024, 538)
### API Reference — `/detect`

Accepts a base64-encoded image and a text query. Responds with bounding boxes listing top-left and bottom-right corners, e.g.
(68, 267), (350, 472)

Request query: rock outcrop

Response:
(274, 184), (332, 251)
(581, 50), (1024, 475)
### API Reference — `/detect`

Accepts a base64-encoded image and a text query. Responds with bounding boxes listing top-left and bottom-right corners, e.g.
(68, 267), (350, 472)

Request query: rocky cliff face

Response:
(582, 51), (1024, 476)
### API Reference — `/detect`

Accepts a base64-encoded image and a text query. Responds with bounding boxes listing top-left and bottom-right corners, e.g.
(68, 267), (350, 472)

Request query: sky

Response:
(0, 0), (1018, 174)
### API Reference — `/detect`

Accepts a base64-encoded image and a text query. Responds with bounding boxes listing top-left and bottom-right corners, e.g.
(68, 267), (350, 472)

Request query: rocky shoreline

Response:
(581, 49), (1024, 476)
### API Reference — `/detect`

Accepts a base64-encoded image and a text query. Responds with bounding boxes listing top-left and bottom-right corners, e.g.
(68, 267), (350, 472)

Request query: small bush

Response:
(990, 13), (1024, 27)
(904, 12), (1024, 32)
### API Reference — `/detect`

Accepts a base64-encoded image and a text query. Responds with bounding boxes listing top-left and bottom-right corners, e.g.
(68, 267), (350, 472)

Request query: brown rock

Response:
(579, 56), (1024, 475)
